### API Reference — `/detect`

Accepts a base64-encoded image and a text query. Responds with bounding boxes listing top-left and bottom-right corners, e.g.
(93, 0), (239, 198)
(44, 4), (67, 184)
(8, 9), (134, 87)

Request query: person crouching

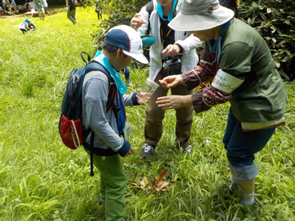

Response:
(19, 19), (36, 34)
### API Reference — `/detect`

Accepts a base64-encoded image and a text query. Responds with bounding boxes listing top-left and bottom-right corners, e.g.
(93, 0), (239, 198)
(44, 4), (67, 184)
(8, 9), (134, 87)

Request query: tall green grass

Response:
(0, 7), (295, 221)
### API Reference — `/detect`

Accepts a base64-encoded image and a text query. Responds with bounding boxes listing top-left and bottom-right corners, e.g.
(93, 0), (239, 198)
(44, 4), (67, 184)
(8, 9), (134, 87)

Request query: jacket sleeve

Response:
(191, 87), (232, 113)
(84, 72), (128, 154)
(181, 60), (215, 90)
(175, 33), (203, 52)
(122, 92), (139, 106)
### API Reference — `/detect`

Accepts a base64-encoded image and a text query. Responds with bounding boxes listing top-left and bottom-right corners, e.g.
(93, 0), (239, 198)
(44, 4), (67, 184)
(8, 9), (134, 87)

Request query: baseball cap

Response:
(25, 18), (31, 23)
(105, 25), (148, 65)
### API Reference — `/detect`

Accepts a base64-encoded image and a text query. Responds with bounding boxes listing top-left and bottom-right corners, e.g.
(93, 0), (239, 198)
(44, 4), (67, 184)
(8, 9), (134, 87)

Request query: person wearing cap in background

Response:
(82, 25), (148, 221)
(157, 0), (287, 206)
(130, 0), (202, 158)
(19, 18), (36, 34)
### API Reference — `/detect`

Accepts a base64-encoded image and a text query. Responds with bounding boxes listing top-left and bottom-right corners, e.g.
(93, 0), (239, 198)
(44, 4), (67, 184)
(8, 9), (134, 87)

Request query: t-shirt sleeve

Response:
(219, 42), (254, 74)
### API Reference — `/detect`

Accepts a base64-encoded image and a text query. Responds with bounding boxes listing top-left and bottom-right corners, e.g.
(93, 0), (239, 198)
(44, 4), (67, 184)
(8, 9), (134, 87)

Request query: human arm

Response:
(162, 33), (202, 57)
(159, 59), (214, 90)
(157, 84), (232, 112)
(160, 48), (214, 89)
(122, 90), (148, 106)
(84, 72), (131, 157)
(33, 0), (37, 10)
(158, 67), (244, 112)
(157, 94), (192, 110)
(130, 3), (150, 30)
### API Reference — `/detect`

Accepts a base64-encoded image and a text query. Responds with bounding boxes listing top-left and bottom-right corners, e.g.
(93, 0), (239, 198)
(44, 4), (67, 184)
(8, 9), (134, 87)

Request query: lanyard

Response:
(161, 27), (172, 46)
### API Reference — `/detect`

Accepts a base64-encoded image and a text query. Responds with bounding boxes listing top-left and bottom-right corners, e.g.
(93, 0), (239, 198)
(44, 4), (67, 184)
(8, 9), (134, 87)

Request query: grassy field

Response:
(0, 7), (295, 221)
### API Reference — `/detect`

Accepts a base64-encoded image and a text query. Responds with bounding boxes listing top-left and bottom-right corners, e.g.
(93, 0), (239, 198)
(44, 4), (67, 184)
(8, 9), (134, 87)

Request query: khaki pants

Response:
(144, 69), (194, 147)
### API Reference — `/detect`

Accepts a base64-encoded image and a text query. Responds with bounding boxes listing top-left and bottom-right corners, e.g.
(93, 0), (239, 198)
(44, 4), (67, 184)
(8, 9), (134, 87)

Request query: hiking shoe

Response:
(182, 144), (192, 154)
(141, 143), (155, 158)
(239, 198), (260, 207)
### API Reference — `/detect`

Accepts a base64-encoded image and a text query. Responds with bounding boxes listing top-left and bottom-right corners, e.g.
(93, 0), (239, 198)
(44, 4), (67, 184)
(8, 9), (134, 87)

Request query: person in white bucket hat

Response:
(157, 0), (287, 206)
(82, 25), (148, 221)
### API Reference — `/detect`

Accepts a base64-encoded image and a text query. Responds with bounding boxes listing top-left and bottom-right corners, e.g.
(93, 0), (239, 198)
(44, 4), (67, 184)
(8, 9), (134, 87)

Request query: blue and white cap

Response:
(105, 25), (148, 65)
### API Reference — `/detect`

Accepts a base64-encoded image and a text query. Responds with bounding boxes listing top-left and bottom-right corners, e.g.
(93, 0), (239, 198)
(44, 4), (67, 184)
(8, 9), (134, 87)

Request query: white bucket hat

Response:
(169, 0), (234, 31)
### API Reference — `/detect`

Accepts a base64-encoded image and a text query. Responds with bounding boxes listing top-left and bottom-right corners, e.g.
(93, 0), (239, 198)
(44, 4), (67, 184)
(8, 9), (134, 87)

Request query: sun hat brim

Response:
(123, 50), (148, 65)
(169, 5), (234, 32)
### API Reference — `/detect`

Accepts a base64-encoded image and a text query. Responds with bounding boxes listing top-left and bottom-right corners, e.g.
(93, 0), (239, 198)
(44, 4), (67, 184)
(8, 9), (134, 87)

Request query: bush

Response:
(239, 0), (295, 81)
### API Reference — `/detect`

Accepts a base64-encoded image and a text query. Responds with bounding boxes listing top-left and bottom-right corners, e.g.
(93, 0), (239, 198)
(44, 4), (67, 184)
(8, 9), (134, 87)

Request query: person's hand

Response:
(162, 44), (182, 57)
(124, 147), (134, 157)
(130, 13), (145, 30)
(136, 89), (150, 104)
(159, 75), (184, 89)
(156, 95), (186, 110)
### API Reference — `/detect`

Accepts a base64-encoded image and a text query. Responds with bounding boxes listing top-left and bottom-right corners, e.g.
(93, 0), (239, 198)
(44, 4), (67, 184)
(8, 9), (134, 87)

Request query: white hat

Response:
(169, 0), (234, 31)
(105, 25), (148, 65)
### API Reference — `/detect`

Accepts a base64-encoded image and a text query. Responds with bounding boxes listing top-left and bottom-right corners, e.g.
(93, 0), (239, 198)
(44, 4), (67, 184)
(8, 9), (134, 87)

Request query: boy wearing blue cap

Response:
(81, 25), (148, 221)
(19, 19), (36, 34)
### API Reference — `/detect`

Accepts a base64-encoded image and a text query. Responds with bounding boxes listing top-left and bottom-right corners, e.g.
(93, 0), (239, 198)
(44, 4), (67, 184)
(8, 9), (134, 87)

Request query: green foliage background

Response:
(0, 4), (295, 221)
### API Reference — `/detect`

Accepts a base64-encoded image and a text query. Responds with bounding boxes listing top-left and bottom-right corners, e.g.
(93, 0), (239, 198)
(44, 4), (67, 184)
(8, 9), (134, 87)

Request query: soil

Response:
(0, 6), (65, 19)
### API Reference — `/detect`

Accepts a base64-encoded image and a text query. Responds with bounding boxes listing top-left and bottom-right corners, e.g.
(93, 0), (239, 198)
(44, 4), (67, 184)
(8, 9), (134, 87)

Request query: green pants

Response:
(91, 153), (126, 221)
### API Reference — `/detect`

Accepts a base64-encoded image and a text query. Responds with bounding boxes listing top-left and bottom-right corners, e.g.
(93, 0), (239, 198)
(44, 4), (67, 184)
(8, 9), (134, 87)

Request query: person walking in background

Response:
(95, 0), (102, 20)
(33, 0), (45, 20)
(43, 0), (50, 15)
(130, 0), (202, 158)
(121, 67), (131, 85)
(19, 18), (36, 34)
(157, 0), (287, 206)
(66, 0), (77, 24)
(82, 25), (148, 221)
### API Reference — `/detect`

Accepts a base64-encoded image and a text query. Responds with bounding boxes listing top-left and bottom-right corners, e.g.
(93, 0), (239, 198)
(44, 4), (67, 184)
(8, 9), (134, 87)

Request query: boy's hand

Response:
(130, 13), (145, 30)
(136, 89), (150, 104)
(159, 75), (184, 89)
(125, 147), (134, 157)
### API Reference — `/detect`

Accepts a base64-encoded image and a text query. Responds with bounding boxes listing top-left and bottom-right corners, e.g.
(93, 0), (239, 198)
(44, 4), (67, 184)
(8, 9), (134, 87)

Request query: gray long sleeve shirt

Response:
(82, 71), (137, 156)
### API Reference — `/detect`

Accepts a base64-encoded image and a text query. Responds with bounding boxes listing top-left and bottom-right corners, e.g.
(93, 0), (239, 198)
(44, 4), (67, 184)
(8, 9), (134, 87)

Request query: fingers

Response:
(162, 44), (180, 57)
(125, 147), (134, 157)
(131, 13), (146, 29)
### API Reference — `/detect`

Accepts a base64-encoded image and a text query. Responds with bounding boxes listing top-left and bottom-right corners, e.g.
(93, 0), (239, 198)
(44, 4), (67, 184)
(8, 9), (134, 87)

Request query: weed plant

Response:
(0, 7), (295, 221)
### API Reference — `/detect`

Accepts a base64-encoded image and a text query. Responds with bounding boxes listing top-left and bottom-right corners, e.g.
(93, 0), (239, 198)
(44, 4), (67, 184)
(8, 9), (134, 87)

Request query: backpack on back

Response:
(59, 52), (116, 150)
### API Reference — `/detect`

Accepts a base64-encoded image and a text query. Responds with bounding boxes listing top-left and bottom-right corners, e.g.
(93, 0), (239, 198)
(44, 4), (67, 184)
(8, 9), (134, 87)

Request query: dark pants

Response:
(144, 69), (194, 147)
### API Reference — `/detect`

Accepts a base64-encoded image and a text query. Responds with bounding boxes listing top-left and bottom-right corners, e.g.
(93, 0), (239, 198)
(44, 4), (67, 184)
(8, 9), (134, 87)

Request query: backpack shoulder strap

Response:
(145, 1), (154, 36)
(146, 1), (153, 14)
(84, 60), (118, 113)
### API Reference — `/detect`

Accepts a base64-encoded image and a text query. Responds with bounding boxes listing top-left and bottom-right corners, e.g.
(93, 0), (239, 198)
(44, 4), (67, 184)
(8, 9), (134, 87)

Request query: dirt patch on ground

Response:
(0, 6), (65, 19)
